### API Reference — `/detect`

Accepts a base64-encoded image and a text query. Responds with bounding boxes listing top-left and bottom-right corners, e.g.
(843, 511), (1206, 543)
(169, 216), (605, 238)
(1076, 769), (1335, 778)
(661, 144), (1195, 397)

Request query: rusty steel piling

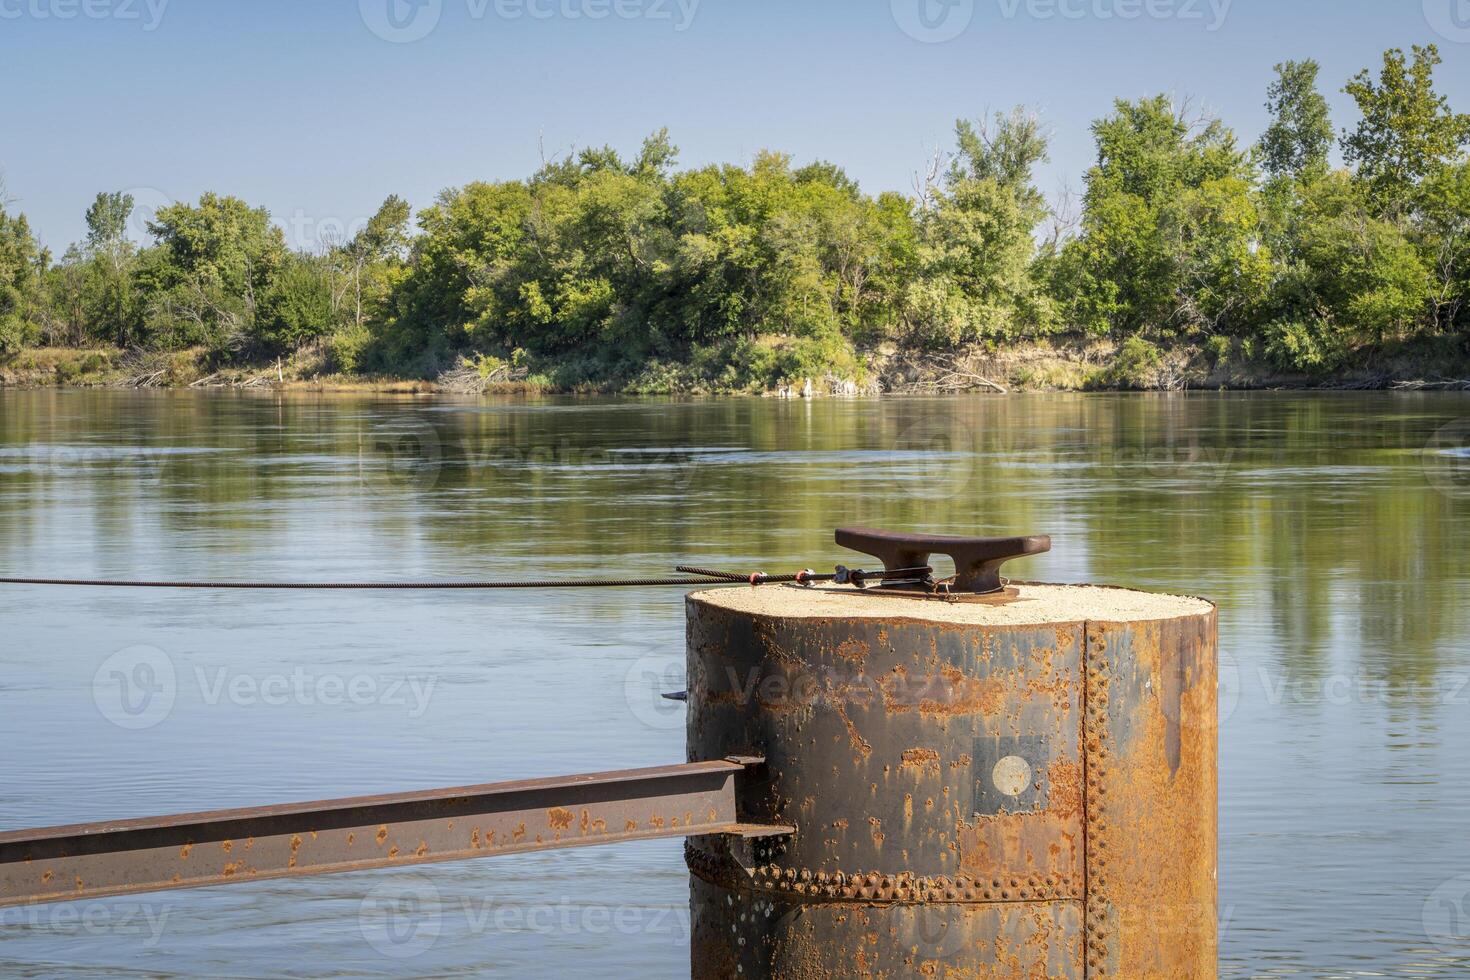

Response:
(685, 530), (1218, 979)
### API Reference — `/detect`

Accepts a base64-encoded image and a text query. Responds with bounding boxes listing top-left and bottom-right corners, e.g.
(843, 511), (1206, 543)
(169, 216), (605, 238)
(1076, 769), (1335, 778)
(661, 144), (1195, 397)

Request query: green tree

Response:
(260, 251), (338, 351)
(1057, 96), (1266, 336)
(1417, 159), (1470, 332)
(75, 191), (141, 347)
(341, 194), (412, 332)
(906, 108), (1053, 345)
(142, 193), (286, 352)
(1263, 171), (1429, 371)
(1342, 45), (1470, 213)
(85, 191), (134, 251)
(1259, 60), (1333, 181)
(0, 181), (46, 355)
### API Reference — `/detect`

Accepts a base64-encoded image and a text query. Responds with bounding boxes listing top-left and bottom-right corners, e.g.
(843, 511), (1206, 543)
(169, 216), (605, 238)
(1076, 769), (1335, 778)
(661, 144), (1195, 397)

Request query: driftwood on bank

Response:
(117, 349), (173, 388)
(437, 360), (529, 395)
(887, 354), (1008, 394)
(1390, 378), (1470, 391)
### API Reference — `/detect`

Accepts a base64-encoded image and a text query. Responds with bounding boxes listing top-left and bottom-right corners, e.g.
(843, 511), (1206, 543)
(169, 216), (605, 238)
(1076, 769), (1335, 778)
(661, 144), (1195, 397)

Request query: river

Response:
(1, 389), (1468, 977)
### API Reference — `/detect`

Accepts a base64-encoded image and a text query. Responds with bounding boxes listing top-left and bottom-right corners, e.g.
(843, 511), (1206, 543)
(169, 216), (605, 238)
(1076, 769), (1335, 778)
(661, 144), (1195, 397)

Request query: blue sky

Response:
(2, 0), (1467, 251)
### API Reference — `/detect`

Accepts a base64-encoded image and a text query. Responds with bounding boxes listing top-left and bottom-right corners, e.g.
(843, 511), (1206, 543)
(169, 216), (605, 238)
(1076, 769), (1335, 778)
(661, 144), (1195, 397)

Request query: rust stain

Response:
(1048, 759), (1082, 819)
(548, 807), (574, 831)
(900, 747), (941, 774)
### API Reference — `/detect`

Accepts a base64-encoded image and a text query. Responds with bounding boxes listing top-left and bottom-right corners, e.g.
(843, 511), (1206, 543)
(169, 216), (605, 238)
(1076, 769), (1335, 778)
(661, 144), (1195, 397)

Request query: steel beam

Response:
(0, 758), (788, 908)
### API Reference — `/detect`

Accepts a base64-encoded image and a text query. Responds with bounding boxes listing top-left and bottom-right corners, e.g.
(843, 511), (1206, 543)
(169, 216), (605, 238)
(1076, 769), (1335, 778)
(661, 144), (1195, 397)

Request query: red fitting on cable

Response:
(749, 572), (766, 586)
(795, 569), (815, 585)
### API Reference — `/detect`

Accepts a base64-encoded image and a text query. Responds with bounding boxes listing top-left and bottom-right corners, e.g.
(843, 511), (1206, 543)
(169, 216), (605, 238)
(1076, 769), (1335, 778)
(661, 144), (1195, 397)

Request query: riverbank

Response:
(3, 337), (1468, 395)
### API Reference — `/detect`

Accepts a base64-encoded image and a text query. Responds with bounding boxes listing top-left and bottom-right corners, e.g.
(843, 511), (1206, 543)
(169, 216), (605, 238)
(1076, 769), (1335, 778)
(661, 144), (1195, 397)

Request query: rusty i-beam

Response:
(0, 758), (791, 908)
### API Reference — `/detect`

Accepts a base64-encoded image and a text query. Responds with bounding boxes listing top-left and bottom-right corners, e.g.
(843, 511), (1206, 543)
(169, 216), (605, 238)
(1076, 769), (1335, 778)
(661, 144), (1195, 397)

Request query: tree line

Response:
(2, 44), (1468, 389)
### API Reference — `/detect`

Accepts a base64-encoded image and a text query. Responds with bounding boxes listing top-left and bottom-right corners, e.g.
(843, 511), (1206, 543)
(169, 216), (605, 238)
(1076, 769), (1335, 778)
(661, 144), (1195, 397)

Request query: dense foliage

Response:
(3, 45), (1468, 387)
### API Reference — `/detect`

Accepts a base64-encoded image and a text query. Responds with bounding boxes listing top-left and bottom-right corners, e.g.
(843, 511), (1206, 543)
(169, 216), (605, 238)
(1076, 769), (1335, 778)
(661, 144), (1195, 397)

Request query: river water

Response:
(1, 389), (1468, 978)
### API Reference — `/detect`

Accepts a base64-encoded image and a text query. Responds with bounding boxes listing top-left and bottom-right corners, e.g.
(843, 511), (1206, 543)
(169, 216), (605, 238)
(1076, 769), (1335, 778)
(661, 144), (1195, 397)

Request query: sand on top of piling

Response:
(688, 582), (1213, 626)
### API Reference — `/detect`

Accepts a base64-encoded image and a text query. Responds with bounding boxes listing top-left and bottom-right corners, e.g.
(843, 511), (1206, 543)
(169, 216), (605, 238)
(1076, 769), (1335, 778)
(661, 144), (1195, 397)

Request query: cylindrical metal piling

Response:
(686, 582), (1217, 979)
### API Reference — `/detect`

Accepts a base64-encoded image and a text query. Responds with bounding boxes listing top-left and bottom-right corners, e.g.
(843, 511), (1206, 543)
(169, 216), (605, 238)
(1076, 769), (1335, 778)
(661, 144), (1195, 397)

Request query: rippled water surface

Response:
(2, 389), (1469, 978)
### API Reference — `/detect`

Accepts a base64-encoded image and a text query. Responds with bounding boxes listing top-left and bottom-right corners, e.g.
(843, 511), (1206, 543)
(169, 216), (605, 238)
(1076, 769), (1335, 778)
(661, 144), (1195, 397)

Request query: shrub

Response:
(1095, 336), (1164, 389)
